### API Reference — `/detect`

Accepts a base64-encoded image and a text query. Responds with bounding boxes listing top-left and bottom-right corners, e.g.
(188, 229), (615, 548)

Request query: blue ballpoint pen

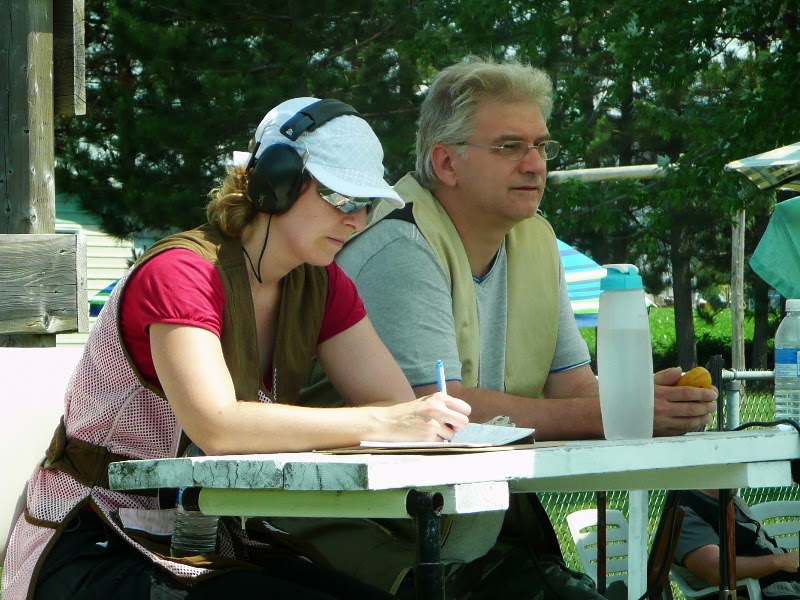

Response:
(435, 359), (447, 394)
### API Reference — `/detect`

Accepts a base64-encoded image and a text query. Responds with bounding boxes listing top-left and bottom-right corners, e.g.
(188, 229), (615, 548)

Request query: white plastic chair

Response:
(749, 500), (800, 550)
(567, 507), (763, 600)
(566, 508), (630, 587)
(670, 564), (761, 600)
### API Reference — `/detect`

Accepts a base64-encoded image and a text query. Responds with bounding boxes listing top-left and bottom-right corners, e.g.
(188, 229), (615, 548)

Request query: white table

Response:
(109, 429), (800, 600)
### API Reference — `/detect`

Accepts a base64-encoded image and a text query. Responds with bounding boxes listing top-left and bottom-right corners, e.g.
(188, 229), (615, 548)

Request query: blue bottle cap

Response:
(601, 264), (644, 291)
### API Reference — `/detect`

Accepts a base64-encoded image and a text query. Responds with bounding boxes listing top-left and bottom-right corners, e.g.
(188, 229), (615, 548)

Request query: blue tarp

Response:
(558, 239), (606, 328)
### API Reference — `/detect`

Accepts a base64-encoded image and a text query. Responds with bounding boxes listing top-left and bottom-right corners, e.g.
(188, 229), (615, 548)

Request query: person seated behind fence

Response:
(674, 489), (800, 598)
(0, 97), (471, 600)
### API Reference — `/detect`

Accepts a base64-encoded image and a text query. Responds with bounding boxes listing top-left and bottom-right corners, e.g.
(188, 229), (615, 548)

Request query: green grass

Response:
(582, 307), (778, 373)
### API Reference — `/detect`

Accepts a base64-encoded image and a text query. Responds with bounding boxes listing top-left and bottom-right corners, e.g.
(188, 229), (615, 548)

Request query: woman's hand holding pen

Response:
(369, 393), (471, 442)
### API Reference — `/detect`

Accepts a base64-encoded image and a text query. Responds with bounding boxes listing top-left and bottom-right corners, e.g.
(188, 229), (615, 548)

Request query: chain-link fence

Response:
(542, 381), (798, 599)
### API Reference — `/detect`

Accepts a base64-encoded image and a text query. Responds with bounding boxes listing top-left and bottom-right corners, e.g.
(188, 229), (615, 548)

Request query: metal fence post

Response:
(726, 380), (742, 429)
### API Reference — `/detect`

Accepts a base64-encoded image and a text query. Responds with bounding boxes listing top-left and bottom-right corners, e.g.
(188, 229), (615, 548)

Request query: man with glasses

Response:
(307, 56), (714, 441)
(290, 57), (717, 599)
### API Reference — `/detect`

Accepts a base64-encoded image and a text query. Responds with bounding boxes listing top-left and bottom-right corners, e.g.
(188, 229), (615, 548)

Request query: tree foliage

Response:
(56, 0), (800, 367)
(57, 0), (448, 235)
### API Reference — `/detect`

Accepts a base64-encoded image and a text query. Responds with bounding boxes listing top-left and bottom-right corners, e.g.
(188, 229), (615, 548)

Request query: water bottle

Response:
(597, 264), (655, 440)
(774, 299), (800, 430)
(170, 445), (219, 557)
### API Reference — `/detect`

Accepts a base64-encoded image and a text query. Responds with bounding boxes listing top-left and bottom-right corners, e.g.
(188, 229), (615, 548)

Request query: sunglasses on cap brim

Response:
(316, 184), (376, 214)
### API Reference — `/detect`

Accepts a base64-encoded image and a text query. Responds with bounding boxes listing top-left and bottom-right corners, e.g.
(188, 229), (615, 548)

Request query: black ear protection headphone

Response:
(245, 99), (361, 214)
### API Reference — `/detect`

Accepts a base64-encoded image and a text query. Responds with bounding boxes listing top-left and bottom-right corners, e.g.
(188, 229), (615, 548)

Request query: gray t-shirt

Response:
(337, 218), (590, 391)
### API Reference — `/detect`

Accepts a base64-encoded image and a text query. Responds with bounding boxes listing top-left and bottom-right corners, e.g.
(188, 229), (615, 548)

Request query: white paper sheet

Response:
(360, 423), (535, 449)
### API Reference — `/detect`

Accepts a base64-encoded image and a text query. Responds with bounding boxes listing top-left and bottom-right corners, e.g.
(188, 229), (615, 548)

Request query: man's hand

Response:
(653, 367), (718, 436)
(775, 550), (800, 574)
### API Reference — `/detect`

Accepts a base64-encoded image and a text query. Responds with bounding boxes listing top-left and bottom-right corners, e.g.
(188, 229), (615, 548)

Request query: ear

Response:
(431, 142), (460, 188)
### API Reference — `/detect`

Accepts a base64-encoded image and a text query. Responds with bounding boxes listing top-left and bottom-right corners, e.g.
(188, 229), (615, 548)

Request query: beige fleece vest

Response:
(393, 173), (560, 397)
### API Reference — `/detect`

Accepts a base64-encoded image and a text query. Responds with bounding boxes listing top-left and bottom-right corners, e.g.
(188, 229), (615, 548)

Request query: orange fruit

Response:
(676, 366), (713, 389)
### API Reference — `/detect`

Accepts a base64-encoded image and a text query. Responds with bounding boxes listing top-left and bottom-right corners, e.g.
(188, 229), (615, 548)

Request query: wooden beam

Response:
(731, 209), (746, 369)
(0, 234), (88, 337)
(2, 0), (55, 235)
(0, 2), (8, 226)
(53, 0), (86, 116)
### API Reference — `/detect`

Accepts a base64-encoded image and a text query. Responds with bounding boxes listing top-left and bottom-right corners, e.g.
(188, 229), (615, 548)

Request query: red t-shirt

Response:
(119, 248), (366, 387)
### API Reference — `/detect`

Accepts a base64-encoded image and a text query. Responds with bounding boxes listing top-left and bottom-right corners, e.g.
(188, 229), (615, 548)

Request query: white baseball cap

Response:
(245, 97), (404, 208)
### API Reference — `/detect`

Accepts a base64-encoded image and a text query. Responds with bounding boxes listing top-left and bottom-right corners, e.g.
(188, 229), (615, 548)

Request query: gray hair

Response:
(415, 56), (554, 190)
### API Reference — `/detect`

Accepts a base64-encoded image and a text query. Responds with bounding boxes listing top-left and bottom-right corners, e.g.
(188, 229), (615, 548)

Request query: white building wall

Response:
(55, 194), (136, 347)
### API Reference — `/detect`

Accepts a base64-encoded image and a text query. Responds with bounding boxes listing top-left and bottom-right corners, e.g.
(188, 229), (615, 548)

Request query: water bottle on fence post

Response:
(597, 264), (654, 440)
(774, 299), (800, 430)
(170, 444), (220, 557)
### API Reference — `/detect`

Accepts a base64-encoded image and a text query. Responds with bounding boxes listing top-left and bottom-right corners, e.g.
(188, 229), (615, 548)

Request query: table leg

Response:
(597, 491), (607, 595)
(628, 490), (649, 600)
(406, 489), (445, 600)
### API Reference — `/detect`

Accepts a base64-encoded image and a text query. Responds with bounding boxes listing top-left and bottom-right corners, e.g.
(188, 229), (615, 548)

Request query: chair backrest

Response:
(567, 506), (764, 600)
(0, 346), (84, 562)
(669, 564), (762, 600)
(749, 500), (800, 550)
(566, 508), (630, 586)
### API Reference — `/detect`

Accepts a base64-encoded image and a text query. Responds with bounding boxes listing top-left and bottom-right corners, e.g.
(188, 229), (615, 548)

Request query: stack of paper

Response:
(360, 423), (535, 449)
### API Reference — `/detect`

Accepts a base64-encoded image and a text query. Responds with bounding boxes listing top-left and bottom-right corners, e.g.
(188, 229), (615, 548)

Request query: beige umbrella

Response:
(725, 142), (800, 191)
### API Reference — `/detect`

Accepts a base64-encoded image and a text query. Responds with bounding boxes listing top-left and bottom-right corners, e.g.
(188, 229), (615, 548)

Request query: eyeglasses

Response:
(316, 184), (375, 214)
(454, 140), (561, 161)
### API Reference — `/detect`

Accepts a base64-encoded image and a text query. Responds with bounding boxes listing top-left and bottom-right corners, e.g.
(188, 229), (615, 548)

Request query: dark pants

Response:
(35, 510), (393, 600)
(396, 546), (607, 600)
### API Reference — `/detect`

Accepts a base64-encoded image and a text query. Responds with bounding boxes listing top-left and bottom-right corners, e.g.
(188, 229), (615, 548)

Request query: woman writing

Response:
(2, 97), (470, 599)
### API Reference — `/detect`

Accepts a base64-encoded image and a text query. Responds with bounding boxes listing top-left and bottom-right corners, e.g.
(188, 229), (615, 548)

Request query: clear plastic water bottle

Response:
(774, 299), (800, 430)
(170, 444), (219, 557)
(597, 264), (655, 440)
(170, 487), (219, 557)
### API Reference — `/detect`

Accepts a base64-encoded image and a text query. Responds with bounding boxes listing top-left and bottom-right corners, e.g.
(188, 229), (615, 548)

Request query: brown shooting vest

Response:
(139, 223), (328, 405)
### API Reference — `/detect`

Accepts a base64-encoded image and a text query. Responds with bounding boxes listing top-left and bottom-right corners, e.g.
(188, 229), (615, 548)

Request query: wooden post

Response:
(2, 0), (55, 236)
(731, 209), (746, 370)
(2, 0), (56, 347)
(2, 0), (86, 347)
(54, 0), (86, 116)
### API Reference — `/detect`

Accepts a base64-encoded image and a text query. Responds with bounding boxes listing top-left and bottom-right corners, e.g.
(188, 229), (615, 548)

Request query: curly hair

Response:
(206, 166), (258, 238)
(415, 56), (554, 190)
(206, 164), (313, 236)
